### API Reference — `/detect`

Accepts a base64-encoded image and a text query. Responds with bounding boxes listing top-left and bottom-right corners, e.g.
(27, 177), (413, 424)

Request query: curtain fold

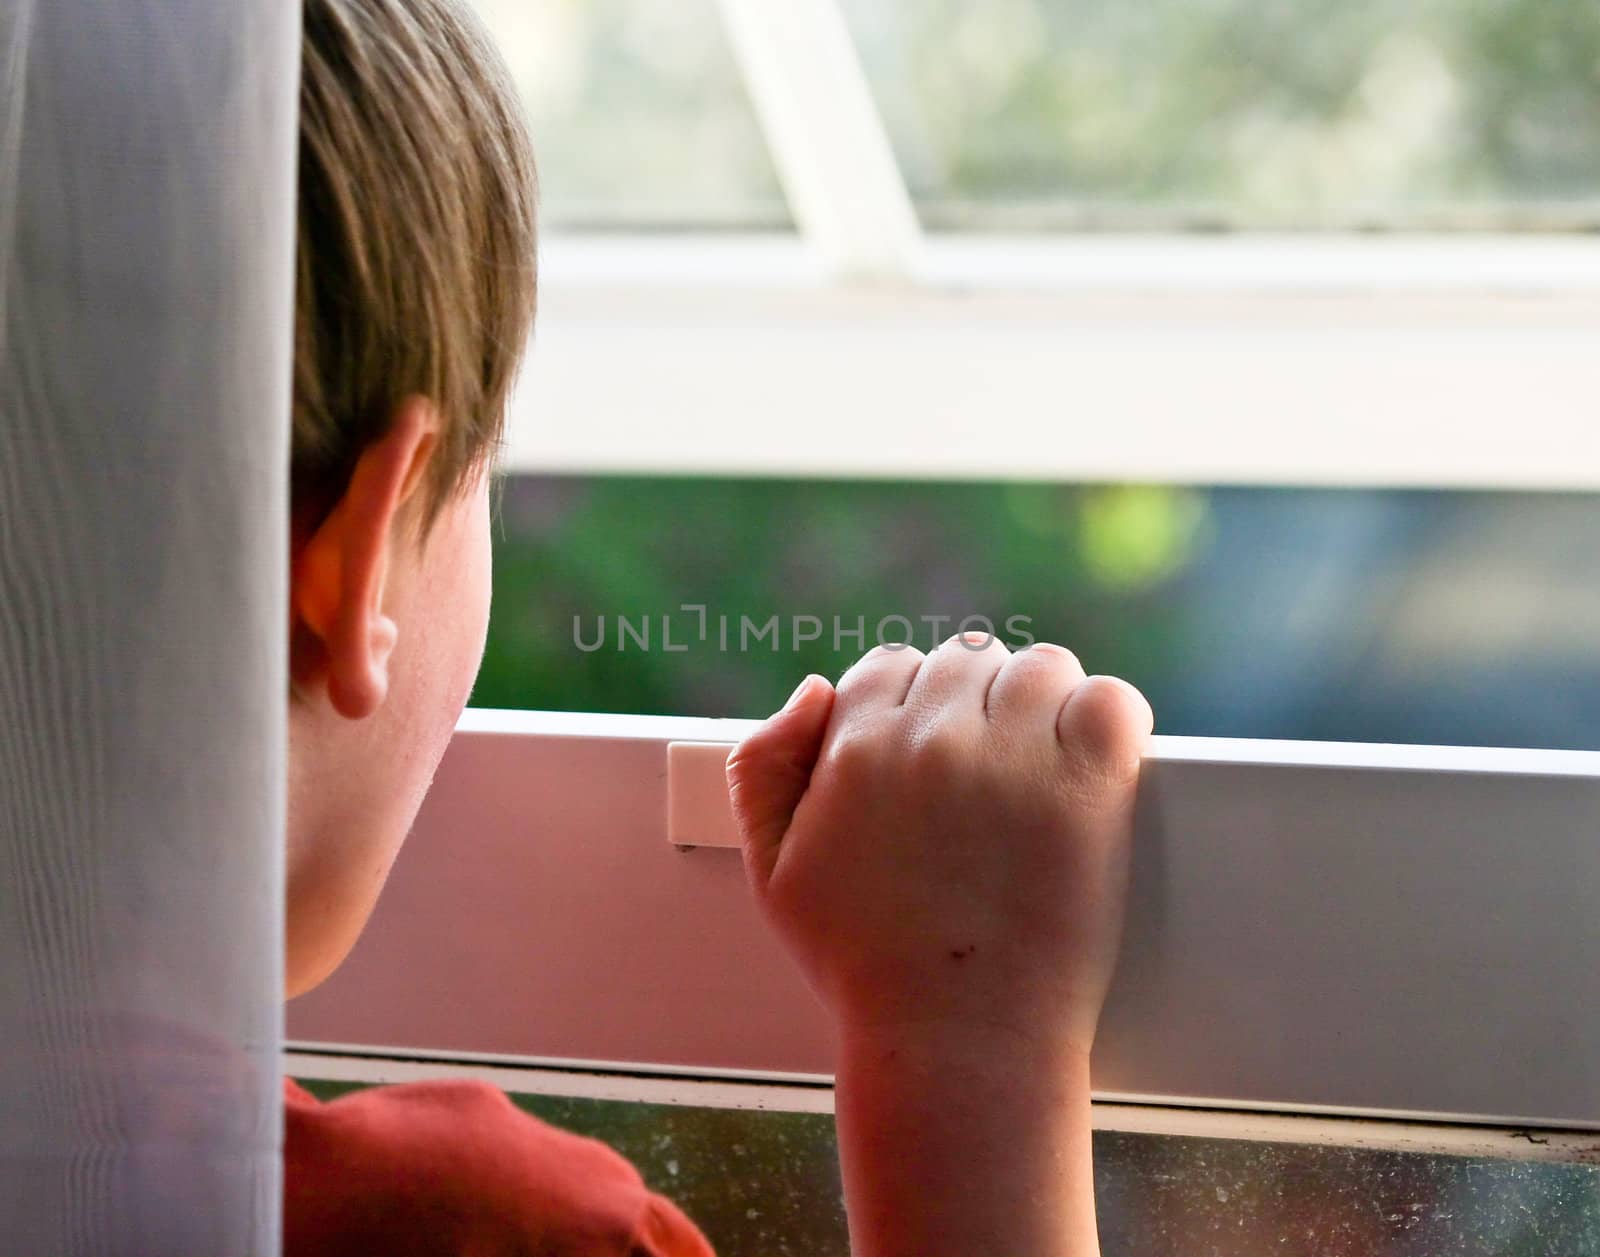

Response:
(1, 1), (298, 1251)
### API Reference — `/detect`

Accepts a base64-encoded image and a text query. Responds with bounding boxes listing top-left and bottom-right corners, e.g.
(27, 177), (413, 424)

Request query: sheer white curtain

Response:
(1, 1), (297, 1252)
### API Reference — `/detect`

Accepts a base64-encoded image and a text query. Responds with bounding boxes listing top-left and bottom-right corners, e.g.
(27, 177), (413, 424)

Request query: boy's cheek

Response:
(416, 482), (493, 696)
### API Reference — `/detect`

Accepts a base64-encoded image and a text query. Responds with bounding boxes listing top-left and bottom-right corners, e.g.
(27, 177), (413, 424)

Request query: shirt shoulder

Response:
(284, 1077), (714, 1257)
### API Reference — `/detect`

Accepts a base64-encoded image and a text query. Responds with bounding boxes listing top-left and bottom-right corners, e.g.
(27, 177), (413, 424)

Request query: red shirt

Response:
(284, 1078), (716, 1256)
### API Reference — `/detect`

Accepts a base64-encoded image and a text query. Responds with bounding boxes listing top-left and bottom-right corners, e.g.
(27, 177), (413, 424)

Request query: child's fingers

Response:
(986, 642), (1088, 733)
(726, 676), (837, 891)
(831, 642), (926, 718)
(901, 632), (1010, 723)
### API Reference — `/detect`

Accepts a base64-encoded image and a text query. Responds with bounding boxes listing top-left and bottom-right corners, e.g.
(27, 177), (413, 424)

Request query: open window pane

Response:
(286, 714), (1600, 1124)
(468, 0), (791, 228)
(478, 475), (1600, 750)
(838, 0), (1600, 230)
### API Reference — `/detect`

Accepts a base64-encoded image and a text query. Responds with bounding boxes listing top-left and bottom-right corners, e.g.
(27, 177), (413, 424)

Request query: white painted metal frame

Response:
(712, 0), (921, 281)
(513, 266), (1600, 488)
(288, 710), (1600, 1132)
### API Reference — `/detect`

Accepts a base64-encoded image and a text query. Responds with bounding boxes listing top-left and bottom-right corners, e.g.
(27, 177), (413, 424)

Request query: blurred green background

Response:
(477, 475), (1600, 750)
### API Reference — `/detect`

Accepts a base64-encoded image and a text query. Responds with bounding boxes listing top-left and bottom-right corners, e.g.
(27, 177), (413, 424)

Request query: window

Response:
(471, 0), (788, 228)
(291, 1), (1600, 1249)
(839, 0), (1600, 231)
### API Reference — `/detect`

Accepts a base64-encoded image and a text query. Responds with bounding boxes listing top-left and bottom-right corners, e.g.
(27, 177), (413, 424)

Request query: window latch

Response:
(666, 740), (742, 850)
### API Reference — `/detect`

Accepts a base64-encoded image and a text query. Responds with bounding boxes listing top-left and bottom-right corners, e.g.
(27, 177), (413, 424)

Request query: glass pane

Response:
(294, 1079), (1600, 1257)
(468, 0), (791, 229)
(839, 0), (1600, 230)
(479, 476), (1600, 750)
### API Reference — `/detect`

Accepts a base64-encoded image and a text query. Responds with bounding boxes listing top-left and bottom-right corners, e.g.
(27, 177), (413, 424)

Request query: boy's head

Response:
(285, 0), (536, 997)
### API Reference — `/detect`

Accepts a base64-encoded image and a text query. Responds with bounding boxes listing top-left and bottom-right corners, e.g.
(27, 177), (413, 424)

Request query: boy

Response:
(286, 3), (715, 1250)
(283, 0), (1154, 1253)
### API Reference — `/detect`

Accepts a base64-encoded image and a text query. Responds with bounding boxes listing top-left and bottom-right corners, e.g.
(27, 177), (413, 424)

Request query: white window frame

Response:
(497, 0), (1600, 491)
(287, 709), (1600, 1133)
(516, 241), (1600, 490)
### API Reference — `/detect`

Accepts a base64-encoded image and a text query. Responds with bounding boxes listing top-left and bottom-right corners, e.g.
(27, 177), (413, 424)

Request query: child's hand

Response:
(727, 635), (1152, 1256)
(725, 634), (1152, 1061)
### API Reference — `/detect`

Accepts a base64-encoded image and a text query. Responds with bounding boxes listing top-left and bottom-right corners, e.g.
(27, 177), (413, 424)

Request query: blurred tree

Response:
(468, 0), (1600, 230)
(476, 476), (1200, 719)
(476, 477), (1600, 753)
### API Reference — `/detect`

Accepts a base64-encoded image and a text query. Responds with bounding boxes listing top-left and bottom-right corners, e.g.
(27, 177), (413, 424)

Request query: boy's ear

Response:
(290, 397), (440, 719)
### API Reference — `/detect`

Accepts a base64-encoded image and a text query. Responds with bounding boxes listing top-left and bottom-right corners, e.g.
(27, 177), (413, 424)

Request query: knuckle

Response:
(839, 643), (923, 693)
(1013, 641), (1085, 683)
(906, 715), (974, 777)
(989, 642), (1086, 717)
(939, 628), (1007, 657)
(1003, 641), (1083, 685)
(1026, 639), (1083, 667)
(819, 721), (886, 789)
(929, 648), (995, 690)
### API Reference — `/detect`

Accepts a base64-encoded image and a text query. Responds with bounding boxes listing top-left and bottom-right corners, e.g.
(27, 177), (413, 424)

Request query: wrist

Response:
(837, 1014), (1097, 1081)
(836, 1017), (1097, 1134)
(832, 1015), (1102, 1257)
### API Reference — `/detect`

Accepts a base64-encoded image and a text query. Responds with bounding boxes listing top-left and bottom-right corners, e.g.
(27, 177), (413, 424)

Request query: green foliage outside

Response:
(475, 475), (1209, 720)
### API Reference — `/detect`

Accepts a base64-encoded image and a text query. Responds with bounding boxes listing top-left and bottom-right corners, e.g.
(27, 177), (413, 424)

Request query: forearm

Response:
(834, 1024), (1101, 1257)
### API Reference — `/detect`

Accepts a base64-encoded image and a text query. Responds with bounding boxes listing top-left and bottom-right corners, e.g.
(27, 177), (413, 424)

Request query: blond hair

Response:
(295, 0), (537, 530)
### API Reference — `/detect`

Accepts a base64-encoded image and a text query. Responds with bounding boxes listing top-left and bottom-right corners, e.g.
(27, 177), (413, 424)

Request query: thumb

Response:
(726, 674), (836, 891)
